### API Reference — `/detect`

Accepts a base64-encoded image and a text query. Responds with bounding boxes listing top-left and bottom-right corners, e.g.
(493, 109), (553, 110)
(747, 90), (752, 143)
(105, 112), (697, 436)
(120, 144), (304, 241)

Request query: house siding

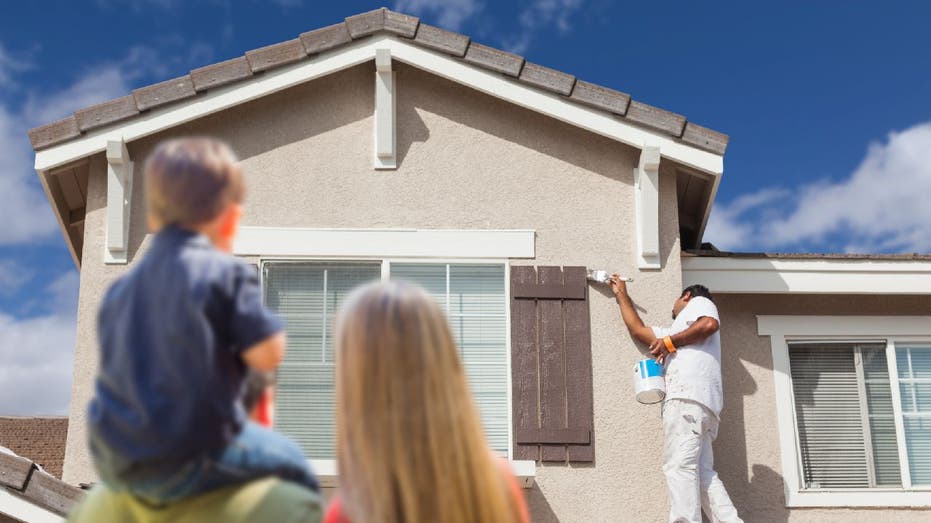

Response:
(714, 293), (931, 522)
(64, 62), (689, 520)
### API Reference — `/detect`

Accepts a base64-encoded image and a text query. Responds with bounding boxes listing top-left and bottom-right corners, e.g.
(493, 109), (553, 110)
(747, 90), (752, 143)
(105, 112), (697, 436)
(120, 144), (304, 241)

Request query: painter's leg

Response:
(663, 399), (703, 523)
(698, 410), (743, 523)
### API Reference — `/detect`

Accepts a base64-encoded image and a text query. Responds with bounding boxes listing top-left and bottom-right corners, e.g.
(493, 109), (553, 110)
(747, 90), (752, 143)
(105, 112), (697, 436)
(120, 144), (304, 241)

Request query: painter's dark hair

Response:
(681, 284), (713, 303)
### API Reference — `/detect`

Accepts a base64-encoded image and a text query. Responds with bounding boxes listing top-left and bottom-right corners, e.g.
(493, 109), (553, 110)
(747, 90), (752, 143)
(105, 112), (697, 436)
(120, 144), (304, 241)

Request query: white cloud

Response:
(705, 122), (931, 253)
(394, 0), (483, 32)
(0, 271), (78, 416)
(0, 260), (32, 296)
(504, 0), (584, 54)
(0, 39), (213, 246)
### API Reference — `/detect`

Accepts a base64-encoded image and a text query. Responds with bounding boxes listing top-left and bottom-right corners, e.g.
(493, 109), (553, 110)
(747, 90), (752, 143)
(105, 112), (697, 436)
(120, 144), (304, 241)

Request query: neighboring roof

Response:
(684, 249), (931, 261)
(0, 449), (84, 518)
(0, 417), (68, 479)
(27, 7), (728, 156)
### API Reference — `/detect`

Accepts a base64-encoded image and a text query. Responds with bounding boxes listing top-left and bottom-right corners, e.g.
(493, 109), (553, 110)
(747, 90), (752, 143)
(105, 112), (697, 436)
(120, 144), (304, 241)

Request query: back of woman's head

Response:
(334, 281), (522, 523)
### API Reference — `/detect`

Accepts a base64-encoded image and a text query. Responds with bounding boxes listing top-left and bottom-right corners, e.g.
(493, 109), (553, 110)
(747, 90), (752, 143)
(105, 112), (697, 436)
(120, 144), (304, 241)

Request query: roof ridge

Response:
(28, 7), (728, 155)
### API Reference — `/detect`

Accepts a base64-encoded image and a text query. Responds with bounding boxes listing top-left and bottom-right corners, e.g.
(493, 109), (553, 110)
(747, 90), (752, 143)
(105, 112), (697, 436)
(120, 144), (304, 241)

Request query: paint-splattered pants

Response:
(663, 399), (743, 523)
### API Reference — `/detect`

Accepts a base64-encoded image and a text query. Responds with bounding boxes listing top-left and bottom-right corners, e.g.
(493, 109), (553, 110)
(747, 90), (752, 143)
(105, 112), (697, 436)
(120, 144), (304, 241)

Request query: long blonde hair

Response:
(334, 282), (523, 523)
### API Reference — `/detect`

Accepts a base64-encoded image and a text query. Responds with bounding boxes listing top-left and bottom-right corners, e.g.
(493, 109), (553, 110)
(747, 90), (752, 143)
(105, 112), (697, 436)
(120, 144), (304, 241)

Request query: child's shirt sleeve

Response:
(226, 262), (284, 354)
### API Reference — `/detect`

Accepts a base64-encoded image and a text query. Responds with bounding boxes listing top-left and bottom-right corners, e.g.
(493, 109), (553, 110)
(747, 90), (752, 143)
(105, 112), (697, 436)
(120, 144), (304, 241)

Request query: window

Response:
(758, 315), (931, 507)
(263, 260), (509, 459)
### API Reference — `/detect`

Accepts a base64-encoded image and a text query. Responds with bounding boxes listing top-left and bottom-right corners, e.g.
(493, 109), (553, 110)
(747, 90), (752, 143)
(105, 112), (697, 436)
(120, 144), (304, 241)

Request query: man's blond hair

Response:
(145, 137), (245, 229)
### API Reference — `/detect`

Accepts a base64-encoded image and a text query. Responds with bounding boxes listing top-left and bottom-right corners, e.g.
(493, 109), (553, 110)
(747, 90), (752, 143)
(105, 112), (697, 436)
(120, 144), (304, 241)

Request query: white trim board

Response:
(683, 256), (931, 294)
(310, 459), (536, 489)
(33, 35), (723, 177)
(757, 315), (931, 508)
(0, 489), (64, 523)
(234, 227), (535, 259)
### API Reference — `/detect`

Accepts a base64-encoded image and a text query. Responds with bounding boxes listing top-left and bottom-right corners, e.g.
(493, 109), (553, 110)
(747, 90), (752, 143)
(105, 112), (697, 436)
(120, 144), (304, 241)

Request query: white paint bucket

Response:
(633, 358), (666, 404)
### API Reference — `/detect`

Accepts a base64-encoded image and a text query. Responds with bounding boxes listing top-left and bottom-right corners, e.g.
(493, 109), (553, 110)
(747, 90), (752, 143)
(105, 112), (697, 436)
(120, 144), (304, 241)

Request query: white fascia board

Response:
(234, 227), (535, 259)
(693, 169), (721, 249)
(683, 256), (931, 294)
(757, 315), (931, 338)
(0, 489), (64, 523)
(34, 36), (723, 178)
(310, 459), (536, 489)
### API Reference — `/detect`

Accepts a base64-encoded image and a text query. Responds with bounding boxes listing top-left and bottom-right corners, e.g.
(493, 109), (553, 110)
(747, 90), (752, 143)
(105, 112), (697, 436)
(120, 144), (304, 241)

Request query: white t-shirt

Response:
(652, 296), (723, 418)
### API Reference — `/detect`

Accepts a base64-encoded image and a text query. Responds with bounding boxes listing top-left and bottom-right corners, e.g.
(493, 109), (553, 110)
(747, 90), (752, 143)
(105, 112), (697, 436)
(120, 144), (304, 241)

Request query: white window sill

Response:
(310, 459), (536, 489)
(787, 490), (931, 508)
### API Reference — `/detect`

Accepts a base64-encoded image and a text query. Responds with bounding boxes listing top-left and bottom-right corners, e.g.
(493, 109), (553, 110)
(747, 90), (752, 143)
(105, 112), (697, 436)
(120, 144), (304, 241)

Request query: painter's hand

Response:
(608, 274), (628, 298)
(650, 338), (671, 365)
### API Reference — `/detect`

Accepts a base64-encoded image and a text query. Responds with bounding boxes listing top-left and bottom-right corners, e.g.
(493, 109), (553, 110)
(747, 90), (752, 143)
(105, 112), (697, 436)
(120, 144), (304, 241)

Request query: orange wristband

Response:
(663, 336), (677, 353)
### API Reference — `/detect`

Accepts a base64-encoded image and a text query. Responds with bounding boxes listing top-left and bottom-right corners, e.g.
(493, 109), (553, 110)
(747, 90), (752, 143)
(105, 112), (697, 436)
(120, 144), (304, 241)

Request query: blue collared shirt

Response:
(89, 226), (283, 470)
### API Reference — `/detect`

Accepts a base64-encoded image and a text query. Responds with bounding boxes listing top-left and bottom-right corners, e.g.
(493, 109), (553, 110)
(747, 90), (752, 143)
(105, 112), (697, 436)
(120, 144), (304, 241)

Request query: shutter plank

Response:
(538, 266), (568, 462)
(510, 266), (540, 461)
(563, 266), (595, 462)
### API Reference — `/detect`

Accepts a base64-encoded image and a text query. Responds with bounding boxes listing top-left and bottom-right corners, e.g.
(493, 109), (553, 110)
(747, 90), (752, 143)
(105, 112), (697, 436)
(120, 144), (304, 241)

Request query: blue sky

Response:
(0, 0), (929, 416)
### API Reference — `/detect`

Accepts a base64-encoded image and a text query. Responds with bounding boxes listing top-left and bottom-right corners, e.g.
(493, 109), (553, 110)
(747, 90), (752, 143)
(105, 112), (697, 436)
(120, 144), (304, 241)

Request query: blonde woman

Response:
(325, 282), (530, 523)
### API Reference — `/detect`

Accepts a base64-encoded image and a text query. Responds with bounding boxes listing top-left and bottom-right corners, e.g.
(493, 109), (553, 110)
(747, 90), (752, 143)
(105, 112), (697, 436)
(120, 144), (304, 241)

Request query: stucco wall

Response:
(63, 61), (689, 520)
(714, 293), (931, 523)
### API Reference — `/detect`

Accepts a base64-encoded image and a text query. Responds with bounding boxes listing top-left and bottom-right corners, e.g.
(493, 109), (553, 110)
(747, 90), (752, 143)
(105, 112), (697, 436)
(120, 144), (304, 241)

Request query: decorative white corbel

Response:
(373, 48), (397, 169)
(105, 139), (134, 264)
(634, 146), (661, 269)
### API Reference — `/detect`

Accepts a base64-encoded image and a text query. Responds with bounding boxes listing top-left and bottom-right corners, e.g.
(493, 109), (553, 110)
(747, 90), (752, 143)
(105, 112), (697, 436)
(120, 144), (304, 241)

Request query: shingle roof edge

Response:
(28, 7), (729, 156)
(684, 250), (931, 261)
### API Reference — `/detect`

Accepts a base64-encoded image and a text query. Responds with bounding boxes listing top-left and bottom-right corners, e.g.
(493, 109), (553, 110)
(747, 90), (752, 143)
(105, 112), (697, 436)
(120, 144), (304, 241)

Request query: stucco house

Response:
(26, 7), (931, 522)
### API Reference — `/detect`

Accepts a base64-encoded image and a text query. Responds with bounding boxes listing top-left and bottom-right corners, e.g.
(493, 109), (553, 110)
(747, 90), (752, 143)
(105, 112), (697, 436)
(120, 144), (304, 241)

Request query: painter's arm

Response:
(609, 274), (657, 346)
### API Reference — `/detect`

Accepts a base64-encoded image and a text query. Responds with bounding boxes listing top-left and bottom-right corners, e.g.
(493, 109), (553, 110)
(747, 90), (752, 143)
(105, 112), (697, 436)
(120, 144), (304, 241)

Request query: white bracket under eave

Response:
(634, 146), (661, 269)
(373, 48), (397, 170)
(104, 139), (134, 264)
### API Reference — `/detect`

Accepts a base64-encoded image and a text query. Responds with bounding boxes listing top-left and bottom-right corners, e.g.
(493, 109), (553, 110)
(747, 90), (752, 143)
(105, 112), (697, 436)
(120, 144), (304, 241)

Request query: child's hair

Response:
(144, 137), (245, 229)
(333, 281), (524, 523)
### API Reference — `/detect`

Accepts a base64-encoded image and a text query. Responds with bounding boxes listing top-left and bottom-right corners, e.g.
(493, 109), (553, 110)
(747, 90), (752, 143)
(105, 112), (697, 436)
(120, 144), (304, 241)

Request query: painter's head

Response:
(144, 137), (245, 249)
(672, 284), (713, 319)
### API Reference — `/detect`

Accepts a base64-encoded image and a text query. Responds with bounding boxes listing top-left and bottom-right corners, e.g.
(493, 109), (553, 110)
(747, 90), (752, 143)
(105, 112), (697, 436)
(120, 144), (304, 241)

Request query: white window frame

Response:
(260, 254), (536, 488)
(758, 315), (931, 507)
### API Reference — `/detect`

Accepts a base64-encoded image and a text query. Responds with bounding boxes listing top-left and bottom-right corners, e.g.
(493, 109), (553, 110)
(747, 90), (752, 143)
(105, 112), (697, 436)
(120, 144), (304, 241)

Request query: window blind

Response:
(897, 346), (931, 486)
(788, 343), (899, 489)
(264, 262), (381, 459)
(392, 263), (509, 455)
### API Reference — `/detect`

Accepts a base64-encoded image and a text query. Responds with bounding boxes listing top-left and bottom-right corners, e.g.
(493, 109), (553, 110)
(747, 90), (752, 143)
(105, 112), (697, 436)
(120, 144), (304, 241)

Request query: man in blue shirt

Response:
(89, 137), (318, 504)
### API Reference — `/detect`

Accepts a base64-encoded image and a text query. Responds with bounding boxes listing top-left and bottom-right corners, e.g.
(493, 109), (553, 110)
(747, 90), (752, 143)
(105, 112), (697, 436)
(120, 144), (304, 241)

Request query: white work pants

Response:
(662, 399), (742, 523)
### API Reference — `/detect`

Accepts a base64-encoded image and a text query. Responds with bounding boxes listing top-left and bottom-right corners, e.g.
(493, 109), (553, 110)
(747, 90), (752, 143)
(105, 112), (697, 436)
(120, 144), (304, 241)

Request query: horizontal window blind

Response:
(264, 262), (381, 459)
(392, 263), (509, 455)
(897, 345), (931, 486)
(789, 343), (898, 489)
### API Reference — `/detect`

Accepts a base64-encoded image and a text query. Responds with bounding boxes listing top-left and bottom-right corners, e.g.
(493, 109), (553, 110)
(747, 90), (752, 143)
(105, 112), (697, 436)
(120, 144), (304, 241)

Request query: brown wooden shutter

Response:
(511, 265), (594, 463)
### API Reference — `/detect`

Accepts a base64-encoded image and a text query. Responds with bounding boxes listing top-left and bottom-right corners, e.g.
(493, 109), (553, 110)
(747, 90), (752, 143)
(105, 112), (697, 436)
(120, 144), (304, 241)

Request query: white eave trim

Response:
(0, 489), (64, 523)
(233, 227), (535, 259)
(33, 35), (723, 177)
(310, 459), (536, 489)
(683, 256), (931, 294)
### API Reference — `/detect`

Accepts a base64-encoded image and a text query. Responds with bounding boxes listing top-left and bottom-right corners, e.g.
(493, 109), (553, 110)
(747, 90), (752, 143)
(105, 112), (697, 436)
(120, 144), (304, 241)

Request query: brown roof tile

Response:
(681, 122), (729, 155)
(345, 8), (386, 39)
(569, 80), (630, 115)
(519, 62), (575, 95)
(624, 100), (687, 137)
(191, 56), (253, 92)
(74, 95), (139, 132)
(28, 116), (80, 150)
(246, 38), (307, 73)
(300, 22), (353, 55)
(464, 42), (524, 77)
(413, 23), (470, 57)
(133, 75), (196, 112)
(384, 9), (419, 38)
(0, 417), (68, 479)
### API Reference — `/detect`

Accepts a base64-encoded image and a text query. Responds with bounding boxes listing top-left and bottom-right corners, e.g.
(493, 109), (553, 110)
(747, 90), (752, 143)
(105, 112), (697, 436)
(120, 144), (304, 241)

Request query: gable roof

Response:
(28, 7), (728, 156)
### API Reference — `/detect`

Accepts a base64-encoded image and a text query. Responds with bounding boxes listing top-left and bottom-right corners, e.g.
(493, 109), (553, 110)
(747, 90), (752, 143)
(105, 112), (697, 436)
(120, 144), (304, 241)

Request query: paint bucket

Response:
(633, 358), (666, 404)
